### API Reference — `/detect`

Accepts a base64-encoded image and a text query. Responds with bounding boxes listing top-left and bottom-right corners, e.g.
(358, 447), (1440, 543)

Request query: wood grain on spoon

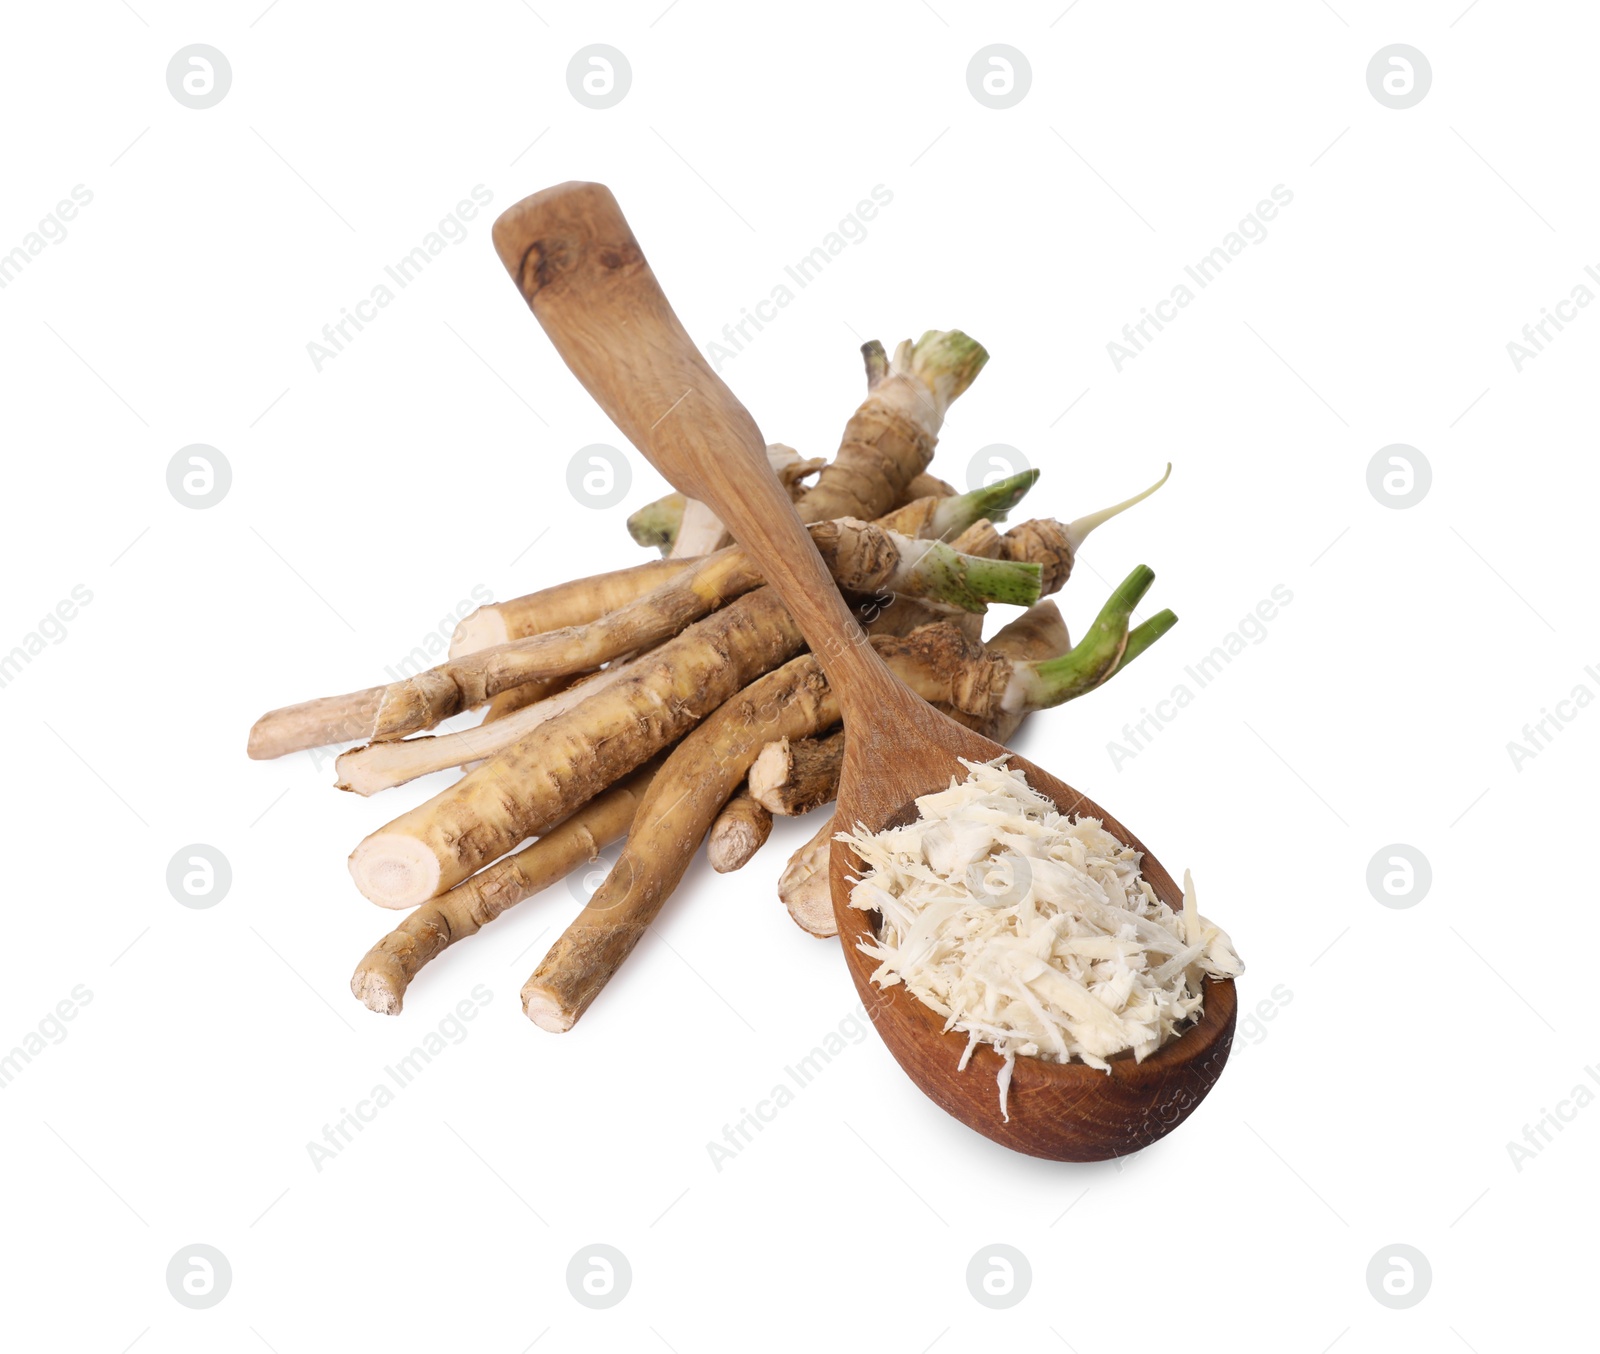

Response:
(491, 181), (1234, 1161)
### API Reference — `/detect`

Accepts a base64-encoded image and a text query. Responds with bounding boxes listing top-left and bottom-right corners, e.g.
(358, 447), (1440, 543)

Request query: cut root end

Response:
(449, 608), (511, 660)
(348, 835), (444, 910)
(350, 966), (404, 1016)
(522, 985), (575, 1032)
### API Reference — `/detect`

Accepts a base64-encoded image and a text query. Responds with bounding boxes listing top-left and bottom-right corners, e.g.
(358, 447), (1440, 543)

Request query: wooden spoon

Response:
(491, 182), (1236, 1162)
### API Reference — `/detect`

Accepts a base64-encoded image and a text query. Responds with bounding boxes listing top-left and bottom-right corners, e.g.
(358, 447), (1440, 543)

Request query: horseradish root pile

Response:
(247, 329), (1187, 1040)
(845, 759), (1242, 1115)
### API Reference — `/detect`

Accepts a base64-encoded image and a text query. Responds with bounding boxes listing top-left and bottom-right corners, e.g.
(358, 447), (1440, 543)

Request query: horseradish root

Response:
(800, 331), (986, 523)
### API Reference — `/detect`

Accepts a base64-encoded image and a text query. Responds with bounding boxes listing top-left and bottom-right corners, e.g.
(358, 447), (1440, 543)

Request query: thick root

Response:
(1000, 518), (1075, 596)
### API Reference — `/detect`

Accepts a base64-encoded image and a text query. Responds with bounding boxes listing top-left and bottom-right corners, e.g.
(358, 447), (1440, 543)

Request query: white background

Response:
(1, 1), (1593, 1350)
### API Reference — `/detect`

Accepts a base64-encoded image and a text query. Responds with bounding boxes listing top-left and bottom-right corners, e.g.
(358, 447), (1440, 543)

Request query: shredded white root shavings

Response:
(842, 758), (1242, 1119)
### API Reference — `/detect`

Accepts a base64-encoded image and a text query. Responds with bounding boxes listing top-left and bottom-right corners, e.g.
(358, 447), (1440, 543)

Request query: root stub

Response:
(748, 729), (846, 816)
(707, 787), (773, 872)
(350, 965), (407, 1016)
(779, 813), (838, 938)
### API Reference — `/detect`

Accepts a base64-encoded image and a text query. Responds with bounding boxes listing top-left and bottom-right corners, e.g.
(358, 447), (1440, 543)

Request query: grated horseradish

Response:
(843, 758), (1242, 1118)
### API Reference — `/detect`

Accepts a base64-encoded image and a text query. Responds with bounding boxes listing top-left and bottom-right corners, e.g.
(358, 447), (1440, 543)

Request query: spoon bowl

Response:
(830, 693), (1235, 1160)
(493, 181), (1234, 1162)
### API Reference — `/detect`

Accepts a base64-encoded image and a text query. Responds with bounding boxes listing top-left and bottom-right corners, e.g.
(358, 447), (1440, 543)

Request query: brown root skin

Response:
(247, 687), (386, 760)
(256, 548), (764, 761)
(803, 394), (928, 523)
(860, 473), (955, 539)
(778, 454), (828, 496)
(903, 471), (956, 500)
(350, 766), (656, 1014)
(873, 496), (944, 539)
(348, 587), (807, 908)
(706, 786), (773, 872)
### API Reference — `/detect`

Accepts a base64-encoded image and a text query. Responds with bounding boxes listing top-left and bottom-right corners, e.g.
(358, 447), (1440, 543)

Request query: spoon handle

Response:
(491, 181), (907, 725)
